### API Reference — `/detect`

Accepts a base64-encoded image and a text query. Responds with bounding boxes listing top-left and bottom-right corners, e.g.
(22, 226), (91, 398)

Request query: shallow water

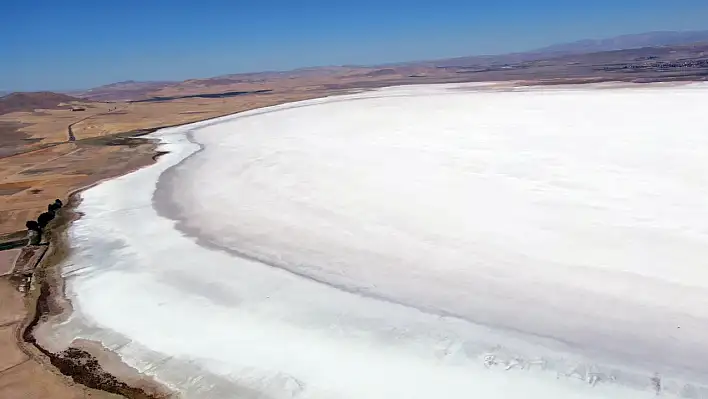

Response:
(46, 83), (708, 398)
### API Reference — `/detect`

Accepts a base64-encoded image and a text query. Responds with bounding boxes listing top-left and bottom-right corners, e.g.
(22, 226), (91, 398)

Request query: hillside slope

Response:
(0, 92), (87, 115)
(72, 80), (175, 101)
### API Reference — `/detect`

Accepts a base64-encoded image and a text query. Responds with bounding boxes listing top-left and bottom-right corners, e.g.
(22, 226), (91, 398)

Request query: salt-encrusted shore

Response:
(29, 83), (708, 398)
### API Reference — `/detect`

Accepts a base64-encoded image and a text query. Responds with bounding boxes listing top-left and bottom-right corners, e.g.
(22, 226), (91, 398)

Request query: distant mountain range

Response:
(531, 30), (708, 55)
(427, 30), (708, 67)
(54, 30), (708, 101)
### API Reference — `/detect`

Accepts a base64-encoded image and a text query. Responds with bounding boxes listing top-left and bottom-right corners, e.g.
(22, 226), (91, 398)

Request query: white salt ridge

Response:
(47, 84), (708, 398)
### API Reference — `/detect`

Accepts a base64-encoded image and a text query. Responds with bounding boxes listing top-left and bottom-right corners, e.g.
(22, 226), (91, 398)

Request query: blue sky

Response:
(2, 0), (708, 91)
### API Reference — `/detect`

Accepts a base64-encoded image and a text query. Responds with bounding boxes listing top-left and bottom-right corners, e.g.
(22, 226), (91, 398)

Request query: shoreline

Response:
(17, 91), (349, 397)
(16, 110), (253, 398)
(17, 80), (708, 398)
(23, 86), (456, 398)
(21, 150), (174, 398)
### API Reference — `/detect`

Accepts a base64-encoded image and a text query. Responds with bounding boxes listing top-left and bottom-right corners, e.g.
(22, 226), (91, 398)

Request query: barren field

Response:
(0, 277), (120, 399)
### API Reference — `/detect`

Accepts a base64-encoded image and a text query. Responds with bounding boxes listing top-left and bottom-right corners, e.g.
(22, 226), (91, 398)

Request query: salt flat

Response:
(42, 83), (708, 398)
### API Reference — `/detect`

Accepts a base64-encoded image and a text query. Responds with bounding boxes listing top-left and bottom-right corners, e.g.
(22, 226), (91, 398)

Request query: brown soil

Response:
(0, 249), (19, 275)
(0, 181), (33, 195)
(0, 276), (120, 399)
(0, 122), (39, 158)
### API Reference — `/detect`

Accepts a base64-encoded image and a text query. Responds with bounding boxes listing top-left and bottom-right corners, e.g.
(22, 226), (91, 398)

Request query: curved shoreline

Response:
(23, 81), (708, 398)
(152, 96), (584, 351)
(22, 145), (173, 398)
(151, 82), (708, 395)
(19, 105), (291, 397)
(21, 91), (362, 398)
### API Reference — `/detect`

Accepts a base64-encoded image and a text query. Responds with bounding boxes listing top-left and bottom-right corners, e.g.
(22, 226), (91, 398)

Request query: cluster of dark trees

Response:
(25, 199), (63, 245)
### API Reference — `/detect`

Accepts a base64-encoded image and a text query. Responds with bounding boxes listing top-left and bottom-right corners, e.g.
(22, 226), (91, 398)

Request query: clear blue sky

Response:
(2, 0), (707, 91)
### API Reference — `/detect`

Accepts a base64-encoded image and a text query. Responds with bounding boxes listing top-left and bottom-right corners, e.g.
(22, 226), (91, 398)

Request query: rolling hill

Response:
(0, 92), (88, 115)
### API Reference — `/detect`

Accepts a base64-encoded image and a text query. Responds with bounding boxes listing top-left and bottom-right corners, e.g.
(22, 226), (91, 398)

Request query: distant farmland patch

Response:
(133, 89), (272, 103)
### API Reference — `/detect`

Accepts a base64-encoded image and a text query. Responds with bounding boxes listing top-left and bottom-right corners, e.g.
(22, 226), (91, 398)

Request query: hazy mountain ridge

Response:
(532, 30), (708, 55)
(427, 30), (708, 67)
(62, 30), (708, 101)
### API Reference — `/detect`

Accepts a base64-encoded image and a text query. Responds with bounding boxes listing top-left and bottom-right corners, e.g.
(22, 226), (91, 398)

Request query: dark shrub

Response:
(37, 211), (55, 228)
(26, 220), (40, 231)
